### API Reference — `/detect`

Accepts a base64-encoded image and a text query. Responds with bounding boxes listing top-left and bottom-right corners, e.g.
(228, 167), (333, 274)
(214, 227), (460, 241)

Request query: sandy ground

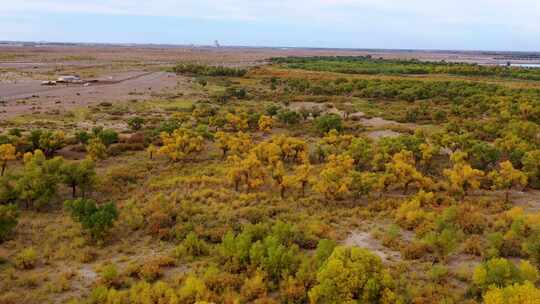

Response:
(344, 230), (401, 262)
(0, 71), (177, 119)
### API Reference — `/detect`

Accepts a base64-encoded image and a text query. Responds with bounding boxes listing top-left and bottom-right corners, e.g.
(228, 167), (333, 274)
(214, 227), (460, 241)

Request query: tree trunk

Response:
(72, 184), (77, 198)
(1, 162), (5, 176)
(505, 189), (510, 203)
(403, 181), (410, 195)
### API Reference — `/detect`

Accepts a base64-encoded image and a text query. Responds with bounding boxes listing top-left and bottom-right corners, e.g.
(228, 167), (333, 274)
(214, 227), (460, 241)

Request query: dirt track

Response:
(0, 71), (177, 120)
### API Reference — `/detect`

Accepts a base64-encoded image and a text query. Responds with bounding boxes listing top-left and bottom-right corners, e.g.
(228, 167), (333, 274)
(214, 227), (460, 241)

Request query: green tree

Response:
(277, 109), (301, 125)
(16, 150), (63, 209)
(127, 117), (145, 131)
(0, 204), (19, 242)
(64, 198), (119, 240)
(60, 158), (97, 198)
(314, 114), (343, 133)
(347, 137), (373, 170)
(522, 150), (540, 189)
(473, 258), (538, 292)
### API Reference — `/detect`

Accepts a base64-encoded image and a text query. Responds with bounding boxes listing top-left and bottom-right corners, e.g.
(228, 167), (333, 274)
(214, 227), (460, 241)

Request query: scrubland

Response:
(1, 55), (540, 303)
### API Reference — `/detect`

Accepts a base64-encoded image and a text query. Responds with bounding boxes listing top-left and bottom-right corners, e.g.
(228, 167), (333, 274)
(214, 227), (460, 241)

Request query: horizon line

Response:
(1, 40), (539, 55)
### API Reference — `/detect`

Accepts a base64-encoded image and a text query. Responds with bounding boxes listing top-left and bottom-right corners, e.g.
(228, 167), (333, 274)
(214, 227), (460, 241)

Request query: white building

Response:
(57, 75), (81, 82)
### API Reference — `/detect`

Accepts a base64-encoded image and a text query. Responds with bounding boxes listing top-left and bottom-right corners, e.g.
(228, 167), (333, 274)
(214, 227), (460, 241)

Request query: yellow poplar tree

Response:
(227, 153), (265, 192)
(483, 282), (540, 304)
(443, 151), (484, 199)
(258, 115), (274, 133)
(292, 163), (312, 197)
(419, 143), (440, 172)
(86, 138), (107, 161)
(158, 128), (204, 162)
(384, 150), (428, 194)
(313, 154), (354, 200)
(225, 113), (248, 132)
(488, 161), (528, 203)
(215, 131), (251, 159)
(0, 144), (16, 176)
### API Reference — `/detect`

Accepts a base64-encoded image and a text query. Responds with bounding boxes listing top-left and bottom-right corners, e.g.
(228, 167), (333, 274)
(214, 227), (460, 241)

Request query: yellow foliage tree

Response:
(271, 135), (308, 164)
(484, 282), (540, 304)
(215, 131), (252, 159)
(315, 130), (354, 161)
(419, 143), (440, 172)
(86, 138), (107, 161)
(443, 151), (484, 199)
(158, 128), (204, 162)
(292, 163), (312, 197)
(258, 115), (274, 133)
(225, 113), (248, 132)
(383, 150), (429, 194)
(0, 143), (16, 176)
(489, 161), (528, 203)
(313, 154), (354, 200)
(227, 154), (266, 192)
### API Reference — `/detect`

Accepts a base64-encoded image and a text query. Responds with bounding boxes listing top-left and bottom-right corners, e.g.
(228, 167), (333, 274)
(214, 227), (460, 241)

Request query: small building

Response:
(57, 75), (81, 83)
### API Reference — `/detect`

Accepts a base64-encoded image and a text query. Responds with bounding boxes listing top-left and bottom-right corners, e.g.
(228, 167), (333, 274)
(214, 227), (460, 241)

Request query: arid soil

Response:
(0, 72), (177, 119)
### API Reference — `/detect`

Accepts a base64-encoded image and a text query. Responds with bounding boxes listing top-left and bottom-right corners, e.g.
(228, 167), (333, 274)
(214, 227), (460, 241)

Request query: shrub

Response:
(99, 263), (119, 287)
(265, 104), (282, 116)
(127, 117), (145, 131)
(14, 247), (38, 269)
(75, 131), (91, 145)
(93, 128), (118, 147)
(0, 204), (18, 242)
(174, 232), (209, 258)
(138, 262), (162, 282)
(178, 275), (209, 302)
(277, 109), (301, 125)
(64, 199), (119, 240)
(314, 114), (343, 133)
(241, 272), (268, 302)
(423, 228), (460, 262)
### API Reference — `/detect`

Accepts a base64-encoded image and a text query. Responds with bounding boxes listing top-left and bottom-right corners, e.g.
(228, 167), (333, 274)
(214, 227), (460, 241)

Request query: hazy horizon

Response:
(2, 1), (540, 52)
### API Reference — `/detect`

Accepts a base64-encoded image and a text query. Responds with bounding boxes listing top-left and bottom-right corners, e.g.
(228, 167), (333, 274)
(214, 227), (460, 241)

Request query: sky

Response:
(1, 0), (539, 51)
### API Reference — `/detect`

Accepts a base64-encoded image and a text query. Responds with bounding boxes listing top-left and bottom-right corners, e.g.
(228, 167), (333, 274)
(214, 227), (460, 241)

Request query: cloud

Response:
(6, 0), (537, 26)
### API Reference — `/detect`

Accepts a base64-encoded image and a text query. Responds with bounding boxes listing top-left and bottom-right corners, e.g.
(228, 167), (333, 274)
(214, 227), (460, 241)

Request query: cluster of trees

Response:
(75, 222), (399, 304)
(282, 75), (540, 109)
(0, 149), (99, 242)
(272, 56), (540, 81)
(172, 63), (247, 77)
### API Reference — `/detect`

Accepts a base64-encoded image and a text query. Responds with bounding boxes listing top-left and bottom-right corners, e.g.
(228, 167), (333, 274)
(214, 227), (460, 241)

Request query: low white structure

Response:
(57, 75), (81, 83)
